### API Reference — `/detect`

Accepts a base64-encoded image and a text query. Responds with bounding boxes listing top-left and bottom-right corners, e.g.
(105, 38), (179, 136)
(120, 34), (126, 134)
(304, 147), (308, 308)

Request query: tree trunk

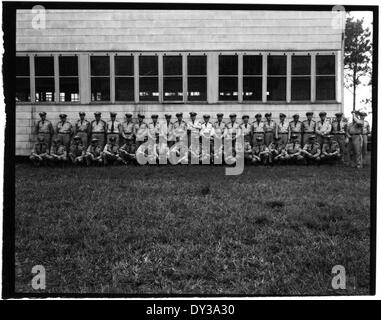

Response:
(353, 66), (357, 111)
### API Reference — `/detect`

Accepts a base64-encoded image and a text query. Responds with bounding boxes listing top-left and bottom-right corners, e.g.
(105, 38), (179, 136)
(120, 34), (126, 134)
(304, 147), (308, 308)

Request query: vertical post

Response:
(29, 54), (35, 103)
(134, 54), (139, 104)
(54, 54), (59, 103)
(286, 53), (291, 103)
(158, 53), (163, 103)
(238, 53), (243, 103)
(207, 52), (218, 103)
(79, 53), (90, 104)
(110, 53), (115, 103)
(311, 53), (316, 103)
(335, 52), (341, 103)
(183, 53), (187, 103)
(262, 53), (267, 103)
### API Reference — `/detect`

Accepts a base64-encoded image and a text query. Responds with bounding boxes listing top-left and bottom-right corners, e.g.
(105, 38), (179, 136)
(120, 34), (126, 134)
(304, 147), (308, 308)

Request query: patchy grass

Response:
(15, 161), (371, 295)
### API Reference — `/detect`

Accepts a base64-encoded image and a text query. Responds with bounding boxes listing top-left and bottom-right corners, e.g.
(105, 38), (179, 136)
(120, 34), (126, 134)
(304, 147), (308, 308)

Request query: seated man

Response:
(251, 136), (270, 165)
(119, 141), (137, 165)
(102, 136), (123, 165)
(69, 135), (86, 165)
(284, 134), (304, 164)
(268, 136), (286, 164)
(30, 136), (49, 166)
(321, 135), (341, 163)
(243, 141), (253, 163)
(85, 138), (103, 166)
(47, 138), (68, 165)
(301, 135), (321, 164)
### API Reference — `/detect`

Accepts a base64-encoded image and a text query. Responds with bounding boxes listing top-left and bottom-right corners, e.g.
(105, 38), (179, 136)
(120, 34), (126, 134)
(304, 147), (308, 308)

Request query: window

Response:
(291, 55), (311, 101)
(163, 55), (183, 101)
(115, 55), (134, 101)
(188, 55), (207, 101)
(59, 56), (79, 102)
(219, 55), (238, 101)
(35, 56), (55, 102)
(139, 56), (159, 101)
(243, 55), (262, 101)
(267, 55), (286, 101)
(16, 56), (30, 102)
(91, 56), (110, 101)
(316, 55), (336, 101)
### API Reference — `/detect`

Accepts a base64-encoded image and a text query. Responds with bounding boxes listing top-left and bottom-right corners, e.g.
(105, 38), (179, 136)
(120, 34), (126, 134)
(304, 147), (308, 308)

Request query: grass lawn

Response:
(14, 160), (371, 295)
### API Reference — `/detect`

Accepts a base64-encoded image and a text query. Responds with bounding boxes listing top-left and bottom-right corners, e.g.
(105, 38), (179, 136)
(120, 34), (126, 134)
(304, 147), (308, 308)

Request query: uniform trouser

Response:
(30, 153), (48, 164)
(278, 133), (289, 145)
(333, 134), (348, 163)
(76, 132), (88, 148)
(69, 153), (84, 164)
(264, 132), (274, 146)
(348, 134), (363, 168)
(57, 133), (71, 151)
(252, 133), (265, 145)
(290, 133), (302, 144)
(362, 134), (368, 159)
(107, 133), (120, 146)
(302, 133), (314, 146)
(103, 153), (121, 165)
(91, 133), (106, 149)
(38, 133), (52, 149)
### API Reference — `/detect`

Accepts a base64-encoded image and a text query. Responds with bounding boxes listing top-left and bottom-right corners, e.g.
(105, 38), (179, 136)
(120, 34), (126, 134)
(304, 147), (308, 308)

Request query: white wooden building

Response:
(15, 9), (344, 155)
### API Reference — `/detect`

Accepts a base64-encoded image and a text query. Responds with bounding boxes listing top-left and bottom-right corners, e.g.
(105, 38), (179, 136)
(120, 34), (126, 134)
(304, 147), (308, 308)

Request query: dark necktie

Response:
(337, 121), (341, 132)
(111, 121), (114, 133)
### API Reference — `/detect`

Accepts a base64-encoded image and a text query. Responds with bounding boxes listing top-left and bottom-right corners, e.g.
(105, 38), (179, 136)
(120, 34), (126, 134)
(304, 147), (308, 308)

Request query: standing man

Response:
(252, 113), (265, 144)
(288, 114), (302, 144)
(121, 113), (135, 147)
(56, 114), (73, 152)
(347, 111), (364, 169)
(302, 112), (316, 146)
(148, 114), (161, 144)
(213, 113), (226, 140)
(74, 112), (90, 148)
(90, 112), (107, 149)
(360, 111), (370, 162)
(331, 112), (348, 164)
(276, 113), (289, 145)
(240, 115), (252, 144)
(30, 136), (49, 166)
(226, 113), (240, 145)
(173, 112), (188, 143)
(264, 113), (276, 146)
(300, 135), (321, 164)
(134, 114), (149, 149)
(163, 114), (175, 148)
(35, 111), (54, 150)
(284, 134), (304, 164)
(316, 111), (332, 146)
(187, 112), (202, 148)
(106, 112), (121, 145)
(69, 136), (86, 165)
(200, 114), (215, 161)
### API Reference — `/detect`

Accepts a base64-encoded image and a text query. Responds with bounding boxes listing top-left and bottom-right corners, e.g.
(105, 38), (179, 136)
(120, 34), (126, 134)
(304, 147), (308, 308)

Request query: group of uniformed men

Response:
(30, 110), (370, 168)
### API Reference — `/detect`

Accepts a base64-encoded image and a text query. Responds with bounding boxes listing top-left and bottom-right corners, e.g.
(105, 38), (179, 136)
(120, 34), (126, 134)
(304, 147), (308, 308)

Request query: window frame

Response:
(218, 54), (239, 102)
(89, 54), (111, 103)
(290, 54), (312, 102)
(242, 54), (263, 102)
(58, 54), (80, 103)
(315, 53), (337, 102)
(114, 53), (135, 102)
(187, 53), (208, 103)
(15, 54), (31, 104)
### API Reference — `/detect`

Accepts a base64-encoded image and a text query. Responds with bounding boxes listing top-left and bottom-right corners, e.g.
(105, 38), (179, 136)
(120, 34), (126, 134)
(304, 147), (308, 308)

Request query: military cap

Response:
(216, 113), (224, 117)
(335, 112), (343, 117)
(39, 112), (47, 117)
(360, 111), (367, 116)
(94, 112), (101, 116)
(308, 135), (316, 140)
(109, 136), (117, 142)
(292, 114), (299, 118)
(53, 138), (61, 143)
(110, 112), (117, 117)
(137, 113), (145, 119)
(291, 134), (298, 139)
(151, 114), (159, 118)
(91, 138), (99, 143)
(203, 114), (210, 118)
(242, 115), (249, 119)
(324, 134), (333, 139)
(229, 113), (237, 118)
(306, 112), (313, 116)
(255, 113), (262, 118)
(265, 113), (272, 117)
(189, 112), (197, 117)
(125, 113), (132, 118)
(73, 135), (81, 140)
(165, 114), (172, 118)
(274, 136), (281, 140)
(319, 112), (327, 116)
(176, 112), (183, 117)
(279, 113), (286, 118)
(256, 136), (263, 141)
(37, 136), (45, 141)
(59, 114), (67, 118)
(79, 112), (86, 116)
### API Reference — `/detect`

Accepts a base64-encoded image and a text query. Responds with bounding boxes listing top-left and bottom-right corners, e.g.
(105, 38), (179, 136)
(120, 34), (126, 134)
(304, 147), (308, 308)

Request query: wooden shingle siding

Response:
(16, 10), (342, 52)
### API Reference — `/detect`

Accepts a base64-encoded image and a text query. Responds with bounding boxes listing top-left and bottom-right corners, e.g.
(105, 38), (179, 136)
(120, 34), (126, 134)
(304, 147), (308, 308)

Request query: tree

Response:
(344, 16), (372, 111)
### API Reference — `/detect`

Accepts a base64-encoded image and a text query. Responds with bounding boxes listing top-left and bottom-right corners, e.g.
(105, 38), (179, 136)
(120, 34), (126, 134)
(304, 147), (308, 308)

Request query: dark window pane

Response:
(188, 56), (207, 75)
(292, 56), (311, 75)
(59, 56), (78, 76)
(163, 56), (182, 76)
(188, 77), (207, 101)
(164, 77), (183, 101)
(243, 55), (262, 75)
(291, 77), (311, 101)
(316, 55), (335, 75)
(219, 55), (238, 75)
(219, 77), (238, 101)
(267, 77), (286, 101)
(243, 77), (262, 101)
(316, 76), (336, 100)
(115, 77), (134, 101)
(16, 77), (30, 102)
(267, 56), (286, 75)
(139, 56), (158, 76)
(16, 57), (30, 76)
(59, 77), (79, 102)
(139, 77), (159, 101)
(90, 56), (110, 76)
(115, 56), (134, 76)
(91, 77), (110, 101)
(35, 77), (55, 102)
(35, 57), (54, 76)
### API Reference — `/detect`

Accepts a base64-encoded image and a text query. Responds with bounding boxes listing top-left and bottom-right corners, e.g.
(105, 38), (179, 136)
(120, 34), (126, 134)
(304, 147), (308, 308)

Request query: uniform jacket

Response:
(264, 120), (276, 132)
(103, 143), (120, 155)
(331, 119), (347, 134)
(121, 120), (135, 139)
(75, 119), (90, 133)
(32, 142), (49, 155)
(252, 144), (269, 155)
(303, 142), (321, 155)
(302, 119), (316, 133)
(213, 121), (226, 138)
(289, 120), (302, 133)
(277, 120), (289, 134)
(316, 119), (332, 136)
(322, 141), (340, 154)
(200, 122), (215, 138)
(90, 119), (106, 133)
(240, 122), (252, 137)
(50, 144), (67, 156)
(35, 119), (54, 135)
(134, 121), (149, 142)
(69, 143), (85, 157)
(56, 121), (73, 134)
(252, 121), (265, 133)
(106, 120), (121, 134)
(87, 145), (102, 157)
(285, 141), (301, 154)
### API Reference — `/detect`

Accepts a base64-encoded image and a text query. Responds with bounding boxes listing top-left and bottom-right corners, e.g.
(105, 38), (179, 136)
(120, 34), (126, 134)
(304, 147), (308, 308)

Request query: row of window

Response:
(15, 53), (336, 103)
